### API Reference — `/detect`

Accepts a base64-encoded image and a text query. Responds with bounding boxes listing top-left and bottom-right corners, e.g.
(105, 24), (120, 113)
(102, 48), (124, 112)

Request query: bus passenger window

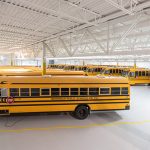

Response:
(111, 88), (120, 95)
(71, 88), (78, 96)
(51, 88), (59, 96)
(61, 88), (69, 96)
(121, 88), (128, 95)
(129, 72), (135, 77)
(105, 70), (110, 74)
(110, 69), (112, 74)
(41, 89), (50, 96)
(139, 71), (141, 76)
(142, 71), (145, 76)
(10, 88), (19, 97)
(1, 88), (7, 97)
(20, 88), (29, 96)
(146, 71), (148, 76)
(116, 69), (118, 73)
(80, 88), (88, 96)
(100, 88), (109, 95)
(31, 88), (40, 96)
(135, 71), (138, 77)
(89, 88), (99, 96)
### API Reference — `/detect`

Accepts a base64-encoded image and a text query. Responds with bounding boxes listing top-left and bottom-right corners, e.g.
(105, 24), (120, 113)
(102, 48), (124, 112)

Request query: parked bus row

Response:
(48, 64), (150, 85)
(0, 65), (150, 86)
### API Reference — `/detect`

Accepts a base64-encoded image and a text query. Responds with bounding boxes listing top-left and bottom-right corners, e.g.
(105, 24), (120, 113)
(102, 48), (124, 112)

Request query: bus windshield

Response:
(100, 69), (105, 74)
(104, 70), (110, 74)
(122, 71), (129, 77)
(129, 72), (135, 77)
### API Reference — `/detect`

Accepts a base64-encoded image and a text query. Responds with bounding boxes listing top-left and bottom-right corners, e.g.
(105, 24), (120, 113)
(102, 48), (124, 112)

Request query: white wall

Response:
(0, 56), (149, 68)
(54, 60), (150, 68)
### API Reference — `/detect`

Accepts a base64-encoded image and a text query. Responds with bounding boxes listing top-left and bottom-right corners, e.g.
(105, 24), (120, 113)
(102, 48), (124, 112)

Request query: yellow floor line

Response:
(0, 120), (150, 133)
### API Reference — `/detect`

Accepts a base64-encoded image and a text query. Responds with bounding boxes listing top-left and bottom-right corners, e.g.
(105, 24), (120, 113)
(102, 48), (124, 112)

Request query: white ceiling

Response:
(0, 0), (150, 59)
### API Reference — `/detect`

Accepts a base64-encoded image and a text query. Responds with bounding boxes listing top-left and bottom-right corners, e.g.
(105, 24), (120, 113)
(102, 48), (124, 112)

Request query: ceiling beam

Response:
(87, 29), (106, 53)
(59, 37), (72, 56)
(12, 0), (98, 26)
(105, 0), (135, 15)
(43, 42), (56, 57)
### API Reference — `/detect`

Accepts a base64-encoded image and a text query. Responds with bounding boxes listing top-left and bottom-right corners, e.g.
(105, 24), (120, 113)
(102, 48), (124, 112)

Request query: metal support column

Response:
(42, 41), (46, 76)
(117, 61), (119, 67)
(134, 59), (136, 69)
(10, 53), (14, 66)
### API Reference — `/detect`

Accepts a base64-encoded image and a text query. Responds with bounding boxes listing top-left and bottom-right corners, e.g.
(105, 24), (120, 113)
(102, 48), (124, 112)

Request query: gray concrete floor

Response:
(0, 86), (150, 150)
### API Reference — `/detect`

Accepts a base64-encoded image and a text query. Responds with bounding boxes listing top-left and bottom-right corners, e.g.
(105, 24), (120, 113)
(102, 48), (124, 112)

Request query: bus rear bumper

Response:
(125, 105), (130, 110)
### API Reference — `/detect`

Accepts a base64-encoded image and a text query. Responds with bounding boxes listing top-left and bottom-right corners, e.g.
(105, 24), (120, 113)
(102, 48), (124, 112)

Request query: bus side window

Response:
(41, 88), (50, 96)
(105, 70), (110, 74)
(61, 88), (69, 96)
(70, 88), (78, 96)
(31, 88), (40, 96)
(116, 69), (118, 73)
(51, 88), (60, 96)
(129, 72), (135, 77)
(121, 88), (128, 95)
(80, 88), (88, 96)
(110, 69), (112, 74)
(146, 71), (149, 76)
(10, 88), (19, 97)
(142, 71), (145, 76)
(139, 71), (141, 76)
(135, 71), (138, 77)
(20, 88), (30, 96)
(1, 88), (8, 97)
(111, 87), (120, 95)
(100, 88), (110, 95)
(89, 88), (99, 96)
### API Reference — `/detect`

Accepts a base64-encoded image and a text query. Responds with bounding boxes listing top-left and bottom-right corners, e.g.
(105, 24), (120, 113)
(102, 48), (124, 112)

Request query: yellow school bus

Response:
(63, 65), (76, 70)
(0, 69), (86, 76)
(47, 64), (60, 69)
(0, 76), (130, 119)
(99, 67), (132, 77)
(122, 68), (150, 85)
(99, 67), (120, 76)
(57, 64), (67, 69)
(0, 65), (40, 70)
(86, 66), (107, 76)
(74, 65), (87, 71)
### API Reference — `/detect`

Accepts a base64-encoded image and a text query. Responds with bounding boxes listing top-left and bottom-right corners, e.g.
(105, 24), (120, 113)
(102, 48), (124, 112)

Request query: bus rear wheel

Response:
(74, 105), (90, 120)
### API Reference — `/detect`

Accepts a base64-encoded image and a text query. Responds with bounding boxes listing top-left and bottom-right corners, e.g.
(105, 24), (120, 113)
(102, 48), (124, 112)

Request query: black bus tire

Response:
(74, 105), (90, 120)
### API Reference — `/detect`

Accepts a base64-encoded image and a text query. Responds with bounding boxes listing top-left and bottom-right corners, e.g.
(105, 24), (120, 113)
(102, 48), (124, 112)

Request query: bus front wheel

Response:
(74, 105), (90, 120)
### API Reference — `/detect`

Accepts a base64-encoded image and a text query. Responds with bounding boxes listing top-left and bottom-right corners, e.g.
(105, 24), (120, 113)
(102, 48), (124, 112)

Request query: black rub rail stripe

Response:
(0, 102), (128, 107)
(11, 98), (130, 103)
